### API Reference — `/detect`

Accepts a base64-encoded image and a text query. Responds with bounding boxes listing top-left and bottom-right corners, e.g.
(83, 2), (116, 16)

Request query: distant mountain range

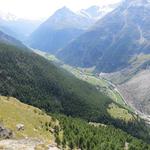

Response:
(78, 3), (118, 20)
(28, 7), (90, 53)
(57, 0), (150, 73)
(28, 4), (118, 54)
(0, 12), (42, 41)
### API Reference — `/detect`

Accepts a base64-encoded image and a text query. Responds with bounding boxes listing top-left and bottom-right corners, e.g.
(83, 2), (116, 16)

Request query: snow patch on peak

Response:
(0, 11), (18, 21)
(77, 4), (119, 21)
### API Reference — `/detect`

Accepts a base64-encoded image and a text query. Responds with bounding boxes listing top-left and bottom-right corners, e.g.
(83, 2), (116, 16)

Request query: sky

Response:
(0, 0), (121, 20)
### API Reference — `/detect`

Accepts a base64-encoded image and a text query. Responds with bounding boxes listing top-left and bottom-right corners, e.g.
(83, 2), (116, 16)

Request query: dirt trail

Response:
(0, 139), (60, 150)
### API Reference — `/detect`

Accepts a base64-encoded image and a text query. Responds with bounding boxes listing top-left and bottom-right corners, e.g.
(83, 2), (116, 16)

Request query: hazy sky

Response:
(0, 0), (121, 20)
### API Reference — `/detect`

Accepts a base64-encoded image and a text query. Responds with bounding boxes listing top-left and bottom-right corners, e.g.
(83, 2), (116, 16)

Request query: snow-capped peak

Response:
(0, 11), (18, 21)
(77, 3), (119, 21)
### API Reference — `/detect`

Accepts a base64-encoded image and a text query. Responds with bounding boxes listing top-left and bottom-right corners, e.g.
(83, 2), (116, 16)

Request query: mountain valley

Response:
(0, 0), (150, 149)
(28, 4), (118, 54)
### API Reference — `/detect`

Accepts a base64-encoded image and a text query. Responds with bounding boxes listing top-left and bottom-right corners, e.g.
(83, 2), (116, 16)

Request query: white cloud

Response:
(0, 0), (121, 20)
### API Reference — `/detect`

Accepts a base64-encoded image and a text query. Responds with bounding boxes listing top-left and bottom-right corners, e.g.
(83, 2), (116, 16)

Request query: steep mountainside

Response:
(29, 4), (119, 54)
(56, 115), (150, 150)
(0, 30), (26, 48)
(57, 0), (150, 73)
(119, 69), (150, 115)
(1, 42), (150, 141)
(29, 7), (95, 54)
(103, 54), (150, 116)
(0, 42), (113, 122)
(35, 50), (129, 110)
(0, 96), (149, 150)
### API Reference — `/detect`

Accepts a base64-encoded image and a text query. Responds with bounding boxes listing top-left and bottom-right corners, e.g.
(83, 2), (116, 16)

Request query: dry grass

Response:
(107, 103), (135, 122)
(0, 96), (58, 142)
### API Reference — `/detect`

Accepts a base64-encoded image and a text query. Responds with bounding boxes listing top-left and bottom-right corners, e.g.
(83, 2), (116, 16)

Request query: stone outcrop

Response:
(0, 124), (13, 139)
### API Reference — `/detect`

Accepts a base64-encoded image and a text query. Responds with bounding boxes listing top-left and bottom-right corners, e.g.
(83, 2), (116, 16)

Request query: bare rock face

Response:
(118, 70), (150, 115)
(0, 124), (13, 139)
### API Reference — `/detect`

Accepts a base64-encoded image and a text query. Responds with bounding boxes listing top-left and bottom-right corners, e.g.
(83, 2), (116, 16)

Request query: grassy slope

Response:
(0, 96), (58, 142)
(107, 103), (135, 121)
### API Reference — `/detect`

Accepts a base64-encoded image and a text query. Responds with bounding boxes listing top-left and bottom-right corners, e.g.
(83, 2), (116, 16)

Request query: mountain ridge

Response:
(28, 4), (118, 54)
(57, 0), (150, 72)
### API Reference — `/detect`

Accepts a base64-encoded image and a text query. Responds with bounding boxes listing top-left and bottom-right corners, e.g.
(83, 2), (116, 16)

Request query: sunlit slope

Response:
(0, 96), (58, 141)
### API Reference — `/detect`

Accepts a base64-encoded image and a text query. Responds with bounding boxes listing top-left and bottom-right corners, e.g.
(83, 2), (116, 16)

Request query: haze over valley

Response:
(0, 0), (150, 149)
